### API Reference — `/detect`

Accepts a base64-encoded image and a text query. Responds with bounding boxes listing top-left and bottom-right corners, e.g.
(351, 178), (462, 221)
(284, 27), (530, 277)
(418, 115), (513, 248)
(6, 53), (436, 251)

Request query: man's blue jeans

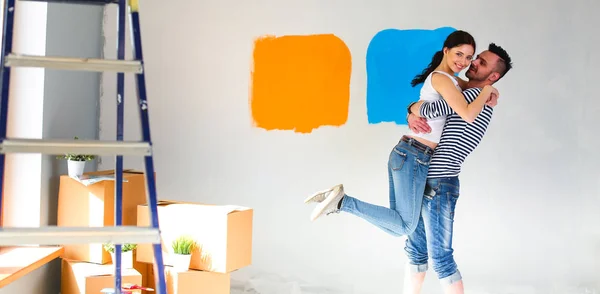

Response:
(339, 137), (432, 236)
(404, 176), (462, 285)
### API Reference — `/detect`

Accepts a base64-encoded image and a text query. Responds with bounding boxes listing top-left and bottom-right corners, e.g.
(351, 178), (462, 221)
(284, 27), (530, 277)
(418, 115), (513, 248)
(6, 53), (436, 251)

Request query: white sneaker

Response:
(310, 184), (345, 221)
(304, 184), (343, 204)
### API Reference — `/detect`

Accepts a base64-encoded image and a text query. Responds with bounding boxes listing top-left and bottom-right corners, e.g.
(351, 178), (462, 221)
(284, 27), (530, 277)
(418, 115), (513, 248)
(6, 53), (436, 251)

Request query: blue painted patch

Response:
(366, 27), (456, 125)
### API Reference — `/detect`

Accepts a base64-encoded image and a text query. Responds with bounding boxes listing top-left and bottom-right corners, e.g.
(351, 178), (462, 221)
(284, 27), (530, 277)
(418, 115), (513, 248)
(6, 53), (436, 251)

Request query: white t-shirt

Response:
(408, 71), (461, 143)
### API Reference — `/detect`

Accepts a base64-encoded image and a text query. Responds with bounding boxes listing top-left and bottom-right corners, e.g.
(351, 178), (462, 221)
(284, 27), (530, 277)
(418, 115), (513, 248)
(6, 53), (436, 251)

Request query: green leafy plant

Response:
(172, 235), (196, 255)
(103, 243), (137, 253)
(56, 136), (96, 161)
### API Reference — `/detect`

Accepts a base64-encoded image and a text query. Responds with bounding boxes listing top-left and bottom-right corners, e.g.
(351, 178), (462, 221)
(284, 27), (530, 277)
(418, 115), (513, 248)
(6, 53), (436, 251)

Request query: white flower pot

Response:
(110, 250), (133, 269)
(171, 253), (191, 271)
(67, 160), (86, 178)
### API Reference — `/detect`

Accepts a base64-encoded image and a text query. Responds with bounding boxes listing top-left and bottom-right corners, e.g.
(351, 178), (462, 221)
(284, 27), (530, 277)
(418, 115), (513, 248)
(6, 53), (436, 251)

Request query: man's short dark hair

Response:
(488, 43), (512, 79)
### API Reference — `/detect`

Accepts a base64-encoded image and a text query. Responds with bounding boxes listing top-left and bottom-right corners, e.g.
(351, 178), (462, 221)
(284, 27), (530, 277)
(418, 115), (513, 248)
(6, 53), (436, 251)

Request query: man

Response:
(403, 43), (513, 294)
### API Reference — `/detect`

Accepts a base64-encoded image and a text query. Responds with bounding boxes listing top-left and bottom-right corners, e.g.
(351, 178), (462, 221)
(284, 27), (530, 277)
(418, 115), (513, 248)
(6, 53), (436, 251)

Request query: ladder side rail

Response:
(0, 0), (17, 226)
(113, 0), (128, 293)
(129, 1), (167, 293)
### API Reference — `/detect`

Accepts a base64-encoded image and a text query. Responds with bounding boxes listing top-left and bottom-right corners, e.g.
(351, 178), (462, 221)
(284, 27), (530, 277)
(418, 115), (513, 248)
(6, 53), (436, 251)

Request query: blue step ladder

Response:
(0, 0), (167, 293)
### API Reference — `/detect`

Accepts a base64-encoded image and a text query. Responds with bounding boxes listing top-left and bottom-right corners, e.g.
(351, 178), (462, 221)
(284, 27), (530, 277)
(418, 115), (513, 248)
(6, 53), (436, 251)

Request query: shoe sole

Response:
(303, 191), (326, 204)
(310, 185), (343, 221)
(303, 184), (342, 204)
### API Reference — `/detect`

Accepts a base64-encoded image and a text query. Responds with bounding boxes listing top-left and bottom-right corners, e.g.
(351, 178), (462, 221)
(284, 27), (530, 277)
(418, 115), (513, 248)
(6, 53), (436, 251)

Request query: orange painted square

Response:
(250, 34), (352, 133)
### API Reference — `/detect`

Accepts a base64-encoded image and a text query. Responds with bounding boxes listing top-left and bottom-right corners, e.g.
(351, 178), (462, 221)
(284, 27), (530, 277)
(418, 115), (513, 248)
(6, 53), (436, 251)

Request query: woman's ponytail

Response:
(411, 50), (444, 87)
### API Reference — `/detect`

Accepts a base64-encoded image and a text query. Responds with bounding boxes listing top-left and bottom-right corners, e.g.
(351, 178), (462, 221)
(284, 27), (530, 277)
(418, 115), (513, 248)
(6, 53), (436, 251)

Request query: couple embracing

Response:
(305, 30), (513, 294)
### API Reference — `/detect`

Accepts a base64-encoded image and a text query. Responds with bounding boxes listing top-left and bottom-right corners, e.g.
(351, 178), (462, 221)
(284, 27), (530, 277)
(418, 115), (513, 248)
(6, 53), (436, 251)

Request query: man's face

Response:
(465, 50), (500, 82)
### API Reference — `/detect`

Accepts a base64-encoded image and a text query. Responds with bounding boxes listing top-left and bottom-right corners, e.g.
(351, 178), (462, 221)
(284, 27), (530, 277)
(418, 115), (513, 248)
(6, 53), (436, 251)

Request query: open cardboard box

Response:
(137, 200), (253, 273)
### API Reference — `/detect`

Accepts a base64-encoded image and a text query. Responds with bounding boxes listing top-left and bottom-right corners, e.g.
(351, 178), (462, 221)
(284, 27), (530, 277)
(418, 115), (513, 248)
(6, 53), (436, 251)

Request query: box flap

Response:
(221, 205), (252, 214)
(140, 201), (250, 214)
(68, 261), (137, 277)
(72, 174), (130, 187)
(162, 203), (251, 216)
(84, 169), (140, 176)
(139, 200), (183, 208)
(67, 169), (145, 187)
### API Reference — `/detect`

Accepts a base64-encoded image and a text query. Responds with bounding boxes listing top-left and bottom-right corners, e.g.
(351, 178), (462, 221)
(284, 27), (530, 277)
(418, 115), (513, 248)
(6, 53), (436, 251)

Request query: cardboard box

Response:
(57, 170), (151, 264)
(144, 266), (230, 294)
(142, 264), (156, 293)
(166, 268), (230, 294)
(61, 259), (142, 294)
(136, 201), (253, 273)
(132, 250), (151, 292)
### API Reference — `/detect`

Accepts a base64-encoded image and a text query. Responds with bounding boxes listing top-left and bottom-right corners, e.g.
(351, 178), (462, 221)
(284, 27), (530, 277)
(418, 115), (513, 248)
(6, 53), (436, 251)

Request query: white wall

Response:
(100, 0), (600, 293)
(2, 0), (46, 230)
(42, 2), (102, 228)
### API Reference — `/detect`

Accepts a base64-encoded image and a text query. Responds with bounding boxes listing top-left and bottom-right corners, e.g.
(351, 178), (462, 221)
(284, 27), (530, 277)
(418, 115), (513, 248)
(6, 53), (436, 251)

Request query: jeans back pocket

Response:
(390, 148), (408, 171)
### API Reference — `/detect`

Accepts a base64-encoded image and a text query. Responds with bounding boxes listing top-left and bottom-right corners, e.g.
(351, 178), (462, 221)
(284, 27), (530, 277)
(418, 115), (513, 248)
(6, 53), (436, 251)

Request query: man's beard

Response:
(466, 70), (475, 80)
(466, 68), (486, 81)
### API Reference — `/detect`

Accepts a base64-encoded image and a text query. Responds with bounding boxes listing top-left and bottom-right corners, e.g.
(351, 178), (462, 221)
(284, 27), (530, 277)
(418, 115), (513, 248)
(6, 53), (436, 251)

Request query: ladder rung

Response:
(0, 226), (160, 246)
(0, 138), (152, 156)
(18, 0), (118, 4)
(4, 54), (143, 73)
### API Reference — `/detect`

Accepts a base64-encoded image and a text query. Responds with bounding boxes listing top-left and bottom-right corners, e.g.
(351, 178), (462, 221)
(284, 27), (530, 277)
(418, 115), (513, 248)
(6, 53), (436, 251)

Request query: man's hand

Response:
(486, 93), (498, 107)
(408, 113), (431, 134)
(485, 86), (499, 107)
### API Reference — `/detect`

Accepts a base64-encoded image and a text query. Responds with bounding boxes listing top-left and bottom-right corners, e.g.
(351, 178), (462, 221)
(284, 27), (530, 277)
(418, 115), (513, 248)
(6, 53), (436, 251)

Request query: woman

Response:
(304, 30), (497, 236)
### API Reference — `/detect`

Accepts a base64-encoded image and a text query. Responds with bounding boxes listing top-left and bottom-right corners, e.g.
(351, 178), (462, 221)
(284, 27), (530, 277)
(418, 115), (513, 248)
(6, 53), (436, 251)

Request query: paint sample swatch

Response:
(366, 27), (456, 125)
(250, 34), (352, 133)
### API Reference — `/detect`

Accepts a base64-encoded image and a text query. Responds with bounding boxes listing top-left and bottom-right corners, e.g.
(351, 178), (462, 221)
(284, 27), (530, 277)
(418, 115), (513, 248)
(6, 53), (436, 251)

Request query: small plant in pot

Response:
(56, 137), (95, 178)
(103, 243), (137, 269)
(171, 235), (196, 271)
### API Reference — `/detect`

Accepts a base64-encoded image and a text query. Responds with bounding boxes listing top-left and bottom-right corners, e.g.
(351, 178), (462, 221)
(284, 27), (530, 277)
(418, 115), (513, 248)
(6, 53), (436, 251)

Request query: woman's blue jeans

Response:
(339, 136), (433, 236)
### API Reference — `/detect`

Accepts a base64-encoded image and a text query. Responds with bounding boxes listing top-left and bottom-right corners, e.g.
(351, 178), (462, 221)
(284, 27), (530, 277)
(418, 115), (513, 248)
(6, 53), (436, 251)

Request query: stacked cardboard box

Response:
(57, 170), (151, 294)
(61, 259), (142, 294)
(136, 201), (254, 293)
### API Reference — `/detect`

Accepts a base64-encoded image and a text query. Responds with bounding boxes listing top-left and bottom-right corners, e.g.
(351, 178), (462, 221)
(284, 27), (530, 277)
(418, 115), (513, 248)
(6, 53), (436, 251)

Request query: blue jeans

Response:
(404, 177), (462, 285)
(339, 137), (432, 236)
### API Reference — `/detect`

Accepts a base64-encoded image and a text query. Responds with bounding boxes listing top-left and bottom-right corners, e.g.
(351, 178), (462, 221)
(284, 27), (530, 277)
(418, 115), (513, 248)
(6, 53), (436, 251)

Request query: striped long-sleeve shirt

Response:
(418, 87), (494, 178)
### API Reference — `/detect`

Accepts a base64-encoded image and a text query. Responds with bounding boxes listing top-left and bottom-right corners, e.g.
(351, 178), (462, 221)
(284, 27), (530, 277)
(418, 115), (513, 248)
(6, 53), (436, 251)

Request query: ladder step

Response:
(4, 54), (143, 73)
(0, 138), (152, 156)
(0, 226), (160, 246)
(18, 0), (118, 4)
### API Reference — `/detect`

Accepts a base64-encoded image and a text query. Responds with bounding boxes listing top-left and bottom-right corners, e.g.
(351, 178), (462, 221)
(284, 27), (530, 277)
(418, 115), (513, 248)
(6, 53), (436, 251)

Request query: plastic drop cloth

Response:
(229, 266), (599, 294)
(230, 267), (352, 294)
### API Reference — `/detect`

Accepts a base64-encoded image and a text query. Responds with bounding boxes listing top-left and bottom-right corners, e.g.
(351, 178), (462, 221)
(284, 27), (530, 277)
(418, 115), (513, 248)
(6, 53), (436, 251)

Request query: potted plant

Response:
(56, 136), (95, 178)
(171, 235), (195, 271)
(103, 243), (137, 269)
